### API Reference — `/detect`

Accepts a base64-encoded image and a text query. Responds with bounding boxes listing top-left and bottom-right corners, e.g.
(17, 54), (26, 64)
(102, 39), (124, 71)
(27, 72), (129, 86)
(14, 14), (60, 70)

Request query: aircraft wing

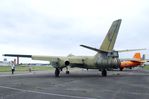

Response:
(33, 55), (95, 67)
(3, 54), (92, 68)
(3, 54), (83, 62)
(32, 55), (63, 61)
(3, 54), (66, 66)
(3, 54), (32, 58)
(3, 54), (65, 61)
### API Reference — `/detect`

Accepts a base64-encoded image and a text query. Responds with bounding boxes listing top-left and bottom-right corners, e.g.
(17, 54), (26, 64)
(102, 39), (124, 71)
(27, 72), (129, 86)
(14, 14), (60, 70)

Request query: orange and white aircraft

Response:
(120, 53), (146, 71)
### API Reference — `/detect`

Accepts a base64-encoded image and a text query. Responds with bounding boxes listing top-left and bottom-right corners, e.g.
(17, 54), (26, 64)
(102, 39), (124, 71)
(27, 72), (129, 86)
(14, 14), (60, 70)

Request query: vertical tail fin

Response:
(100, 19), (122, 51)
(133, 53), (141, 59)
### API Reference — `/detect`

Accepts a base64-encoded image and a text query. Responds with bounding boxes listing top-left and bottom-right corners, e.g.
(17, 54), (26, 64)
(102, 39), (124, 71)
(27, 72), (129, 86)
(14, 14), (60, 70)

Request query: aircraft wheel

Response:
(55, 68), (60, 77)
(66, 71), (70, 74)
(102, 69), (107, 77)
(120, 67), (123, 71)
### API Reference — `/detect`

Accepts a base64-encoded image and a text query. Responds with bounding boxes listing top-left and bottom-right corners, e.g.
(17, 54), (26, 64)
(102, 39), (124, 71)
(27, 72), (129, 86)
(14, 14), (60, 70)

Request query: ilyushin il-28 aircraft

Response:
(3, 19), (145, 77)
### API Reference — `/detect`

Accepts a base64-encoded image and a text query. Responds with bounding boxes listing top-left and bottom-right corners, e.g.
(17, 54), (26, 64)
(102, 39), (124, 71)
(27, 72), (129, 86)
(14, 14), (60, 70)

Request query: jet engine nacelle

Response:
(64, 61), (70, 66)
(97, 58), (120, 69)
(51, 59), (70, 68)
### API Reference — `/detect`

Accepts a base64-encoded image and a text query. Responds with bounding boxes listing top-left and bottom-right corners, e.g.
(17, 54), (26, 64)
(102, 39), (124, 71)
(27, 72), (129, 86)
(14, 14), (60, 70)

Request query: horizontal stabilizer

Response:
(81, 45), (146, 54)
(80, 45), (108, 53)
(117, 48), (146, 52)
(3, 54), (32, 58)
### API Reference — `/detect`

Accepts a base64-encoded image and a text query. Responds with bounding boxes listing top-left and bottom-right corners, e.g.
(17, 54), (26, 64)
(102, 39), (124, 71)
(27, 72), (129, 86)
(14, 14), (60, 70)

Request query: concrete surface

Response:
(0, 69), (149, 99)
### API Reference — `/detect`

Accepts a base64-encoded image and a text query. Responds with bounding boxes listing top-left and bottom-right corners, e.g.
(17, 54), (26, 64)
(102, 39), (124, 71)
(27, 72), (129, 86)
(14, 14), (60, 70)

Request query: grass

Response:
(1, 65), (149, 72)
(143, 65), (149, 70)
(0, 65), (54, 72)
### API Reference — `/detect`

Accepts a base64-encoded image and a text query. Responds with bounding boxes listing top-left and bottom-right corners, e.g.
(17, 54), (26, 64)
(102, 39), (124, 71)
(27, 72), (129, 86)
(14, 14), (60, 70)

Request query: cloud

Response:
(0, 0), (149, 62)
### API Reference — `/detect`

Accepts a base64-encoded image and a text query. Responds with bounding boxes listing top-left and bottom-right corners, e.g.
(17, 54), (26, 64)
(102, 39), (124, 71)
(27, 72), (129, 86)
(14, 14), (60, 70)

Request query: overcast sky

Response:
(0, 0), (149, 63)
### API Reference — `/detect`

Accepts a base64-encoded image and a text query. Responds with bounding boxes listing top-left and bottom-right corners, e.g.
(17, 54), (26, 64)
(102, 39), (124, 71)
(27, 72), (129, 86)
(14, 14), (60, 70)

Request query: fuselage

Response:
(66, 52), (120, 70)
(120, 61), (142, 68)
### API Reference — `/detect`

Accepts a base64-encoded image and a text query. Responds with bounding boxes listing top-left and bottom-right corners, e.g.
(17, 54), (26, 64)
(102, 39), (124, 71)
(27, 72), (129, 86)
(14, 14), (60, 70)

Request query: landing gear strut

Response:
(101, 69), (107, 77)
(66, 67), (70, 74)
(55, 68), (60, 77)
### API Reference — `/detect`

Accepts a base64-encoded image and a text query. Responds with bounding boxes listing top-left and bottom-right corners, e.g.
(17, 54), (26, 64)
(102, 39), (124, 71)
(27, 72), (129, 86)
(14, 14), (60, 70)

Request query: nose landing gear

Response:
(101, 69), (107, 77)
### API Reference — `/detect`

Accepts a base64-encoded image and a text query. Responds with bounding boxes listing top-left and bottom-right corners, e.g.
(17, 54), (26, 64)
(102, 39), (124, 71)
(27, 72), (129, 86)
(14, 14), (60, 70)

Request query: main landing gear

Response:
(55, 68), (107, 77)
(66, 71), (70, 74)
(55, 68), (60, 77)
(55, 67), (70, 77)
(101, 69), (107, 77)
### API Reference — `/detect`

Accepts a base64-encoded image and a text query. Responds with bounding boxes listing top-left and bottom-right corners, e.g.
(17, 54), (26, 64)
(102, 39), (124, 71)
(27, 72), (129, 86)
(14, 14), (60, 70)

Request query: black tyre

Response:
(120, 67), (123, 71)
(55, 68), (60, 77)
(66, 71), (70, 74)
(102, 69), (107, 77)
